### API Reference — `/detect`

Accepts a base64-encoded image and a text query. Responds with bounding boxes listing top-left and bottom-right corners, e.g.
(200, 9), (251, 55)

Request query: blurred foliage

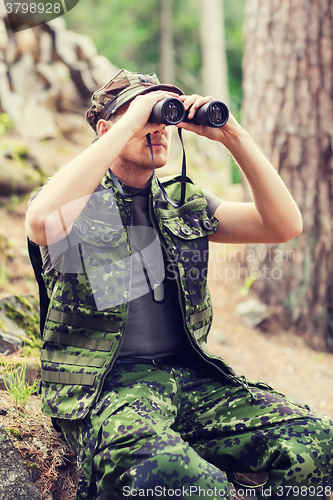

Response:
(65, 0), (245, 112)
(0, 113), (14, 136)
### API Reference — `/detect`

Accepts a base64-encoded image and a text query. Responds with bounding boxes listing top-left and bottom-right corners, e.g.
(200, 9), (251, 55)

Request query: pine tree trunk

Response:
(200, 0), (232, 187)
(200, 0), (229, 102)
(159, 0), (176, 84)
(242, 0), (333, 351)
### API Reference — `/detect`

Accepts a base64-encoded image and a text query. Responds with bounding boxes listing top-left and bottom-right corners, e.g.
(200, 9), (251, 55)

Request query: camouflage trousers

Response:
(57, 362), (333, 500)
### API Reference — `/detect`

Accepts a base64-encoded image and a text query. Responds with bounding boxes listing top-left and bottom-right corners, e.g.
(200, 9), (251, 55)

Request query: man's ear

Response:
(97, 119), (111, 137)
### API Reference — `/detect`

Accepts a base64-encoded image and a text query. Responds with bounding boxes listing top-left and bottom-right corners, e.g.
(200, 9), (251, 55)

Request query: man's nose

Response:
(152, 123), (166, 134)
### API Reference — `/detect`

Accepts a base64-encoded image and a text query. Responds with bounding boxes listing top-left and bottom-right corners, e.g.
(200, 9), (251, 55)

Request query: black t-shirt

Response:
(119, 185), (222, 359)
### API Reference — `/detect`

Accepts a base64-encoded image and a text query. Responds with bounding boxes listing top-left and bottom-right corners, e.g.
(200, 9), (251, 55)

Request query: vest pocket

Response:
(161, 210), (218, 305)
(40, 305), (121, 419)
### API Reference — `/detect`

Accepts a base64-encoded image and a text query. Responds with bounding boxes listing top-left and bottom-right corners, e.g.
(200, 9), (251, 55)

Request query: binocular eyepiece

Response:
(149, 98), (229, 127)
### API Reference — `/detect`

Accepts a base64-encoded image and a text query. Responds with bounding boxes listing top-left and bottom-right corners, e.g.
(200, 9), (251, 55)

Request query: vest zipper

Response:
(148, 194), (253, 396)
(148, 196), (224, 372)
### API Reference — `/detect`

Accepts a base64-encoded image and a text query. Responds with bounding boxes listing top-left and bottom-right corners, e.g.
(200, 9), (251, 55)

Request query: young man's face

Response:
(121, 124), (172, 171)
(108, 100), (172, 173)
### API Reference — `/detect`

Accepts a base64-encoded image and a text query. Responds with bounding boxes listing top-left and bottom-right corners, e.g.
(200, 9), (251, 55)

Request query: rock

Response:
(0, 295), (40, 389)
(58, 78), (82, 113)
(0, 19), (8, 51)
(0, 158), (42, 195)
(0, 62), (11, 108)
(0, 329), (25, 354)
(0, 1), (6, 17)
(235, 299), (270, 328)
(54, 112), (86, 136)
(0, 310), (27, 354)
(16, 30), (38, 57)
(55, 28), (78, 66)
(0, 294), (40, 353)
(0, 10), (120, 142)
(70, 60), (97, 98)
(17, 359), (40, 385)
(4, 38), (18, 67)
(15, 96), (58, 139)
(0, 425), (41, 499)
(0, 295), (40, 339)
(210, 328), (231, 345)
(89, 55), (119, 88)
(8, 52), (37, 96)
(75, 32), (97, 61)
(38, 31), (53, 64)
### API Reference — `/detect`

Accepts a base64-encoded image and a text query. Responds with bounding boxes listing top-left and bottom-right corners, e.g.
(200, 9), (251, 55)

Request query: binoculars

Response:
(149, 98), (229, 127)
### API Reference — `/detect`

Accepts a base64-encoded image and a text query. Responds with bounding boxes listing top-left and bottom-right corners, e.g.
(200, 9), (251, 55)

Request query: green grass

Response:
(2, 363), (38, 409)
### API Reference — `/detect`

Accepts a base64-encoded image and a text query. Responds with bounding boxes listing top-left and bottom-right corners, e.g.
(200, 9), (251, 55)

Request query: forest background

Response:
(0, 2), (333, 498)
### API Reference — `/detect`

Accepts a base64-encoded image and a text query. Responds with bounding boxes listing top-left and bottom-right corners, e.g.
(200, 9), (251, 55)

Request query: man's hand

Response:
(176, 94), (242, 146)
(120, 90), (183, 137)
(177, 94), (302, 245)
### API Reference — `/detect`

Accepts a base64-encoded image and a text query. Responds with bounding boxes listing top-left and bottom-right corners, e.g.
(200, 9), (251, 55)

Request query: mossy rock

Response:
(0, 157), (42, 196)
(0, 295), (41, 357)
(0, 295), (40, 340)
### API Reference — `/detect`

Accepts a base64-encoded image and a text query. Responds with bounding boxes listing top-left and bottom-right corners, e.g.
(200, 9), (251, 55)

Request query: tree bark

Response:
(159, 0), (176, 84)
(200, 0), (231, 187)
(242, 0), (333, 351)
(200, 0), (229, 102)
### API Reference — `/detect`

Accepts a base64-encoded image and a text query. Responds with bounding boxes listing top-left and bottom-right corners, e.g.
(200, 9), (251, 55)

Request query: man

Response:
(26, 69), (333, 500)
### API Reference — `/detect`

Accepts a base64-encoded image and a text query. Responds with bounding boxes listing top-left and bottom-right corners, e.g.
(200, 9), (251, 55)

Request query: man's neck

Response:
(110, 163), (153, 189)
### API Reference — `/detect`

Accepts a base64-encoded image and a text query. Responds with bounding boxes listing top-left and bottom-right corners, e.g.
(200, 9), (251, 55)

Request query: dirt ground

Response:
(207, 242), (333, 421)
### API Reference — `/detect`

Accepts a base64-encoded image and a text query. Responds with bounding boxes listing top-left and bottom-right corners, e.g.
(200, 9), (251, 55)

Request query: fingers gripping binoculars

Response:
(149, 98), (229, 127)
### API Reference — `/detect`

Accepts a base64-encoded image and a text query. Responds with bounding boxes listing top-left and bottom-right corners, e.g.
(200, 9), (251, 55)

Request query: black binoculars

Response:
(149, 98), (229, 127)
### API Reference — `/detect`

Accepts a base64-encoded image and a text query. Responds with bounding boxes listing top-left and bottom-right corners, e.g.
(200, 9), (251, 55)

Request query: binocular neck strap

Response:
(108, 129), (187, 208)
(146, 128), (187, 208)
(107, 168), (154, 199)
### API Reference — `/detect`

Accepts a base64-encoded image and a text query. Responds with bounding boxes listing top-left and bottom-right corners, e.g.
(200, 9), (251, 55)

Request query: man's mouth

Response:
(149, 141), (165, 149)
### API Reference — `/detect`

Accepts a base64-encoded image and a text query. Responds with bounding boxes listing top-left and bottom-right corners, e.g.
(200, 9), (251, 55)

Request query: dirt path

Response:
(207, 243), (333, 420)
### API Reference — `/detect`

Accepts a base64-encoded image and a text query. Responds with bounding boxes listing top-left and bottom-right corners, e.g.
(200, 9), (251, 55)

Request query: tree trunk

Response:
(242, 0), (333, 351)
(159, 0), (176, 84)
(200, 0), (231, 187)
(200, 0), (229, 102)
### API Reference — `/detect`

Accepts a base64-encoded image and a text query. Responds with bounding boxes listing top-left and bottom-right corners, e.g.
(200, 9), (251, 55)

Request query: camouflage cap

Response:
(86, 68), (184, 132)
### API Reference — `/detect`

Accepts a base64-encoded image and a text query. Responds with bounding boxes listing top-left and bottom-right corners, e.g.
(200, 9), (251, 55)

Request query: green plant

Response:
(2, 363), (38, 409)
(6, 427), (22, 439)
(0, 113), (13, 136)
(240, 270), (260, 296)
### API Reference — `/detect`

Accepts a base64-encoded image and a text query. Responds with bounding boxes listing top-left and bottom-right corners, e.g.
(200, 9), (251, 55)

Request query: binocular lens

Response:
(208, 103), (225, 125)
(149, 98), (229, 127)
(164, 101), (183, 123)
(149, 97), (185, 125)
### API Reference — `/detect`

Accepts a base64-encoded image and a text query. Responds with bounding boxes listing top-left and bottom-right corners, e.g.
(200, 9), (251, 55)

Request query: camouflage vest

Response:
(40, 173), (237, 420)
